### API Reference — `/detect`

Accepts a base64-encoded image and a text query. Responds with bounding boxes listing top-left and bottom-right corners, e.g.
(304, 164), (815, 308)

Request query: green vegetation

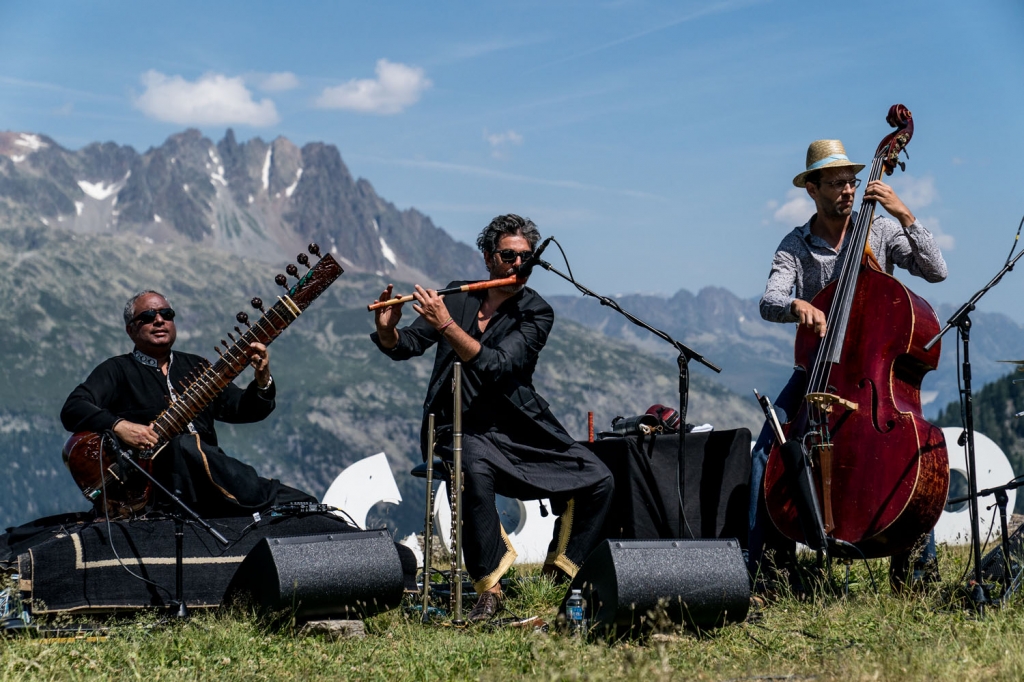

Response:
(5, 552), (1024, 681)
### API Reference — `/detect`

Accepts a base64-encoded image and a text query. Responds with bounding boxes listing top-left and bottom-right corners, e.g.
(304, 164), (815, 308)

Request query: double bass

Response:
(763, 105), (949, 558)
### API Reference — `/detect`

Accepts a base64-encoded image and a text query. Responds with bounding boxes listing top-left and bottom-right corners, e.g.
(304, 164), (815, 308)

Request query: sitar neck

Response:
(149, 295), (301, 444)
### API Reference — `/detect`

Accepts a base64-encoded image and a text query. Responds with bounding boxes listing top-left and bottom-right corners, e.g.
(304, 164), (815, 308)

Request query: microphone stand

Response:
(105, 435), (229, 619)
(529, 259), (721, 537)
(923, 247), (1024, 615)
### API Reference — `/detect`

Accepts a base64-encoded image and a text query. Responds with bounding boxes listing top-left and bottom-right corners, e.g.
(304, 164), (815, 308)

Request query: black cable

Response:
(1004, 213), (1023, 267)
(98, 433), (172, 599)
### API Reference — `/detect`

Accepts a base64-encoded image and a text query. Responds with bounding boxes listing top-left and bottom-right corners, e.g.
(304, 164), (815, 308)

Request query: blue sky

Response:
(2, 1), (1023, 322)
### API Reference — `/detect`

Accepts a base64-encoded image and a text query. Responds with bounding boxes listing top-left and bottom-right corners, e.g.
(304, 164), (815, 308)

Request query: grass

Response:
(4, 549), (1024, 681)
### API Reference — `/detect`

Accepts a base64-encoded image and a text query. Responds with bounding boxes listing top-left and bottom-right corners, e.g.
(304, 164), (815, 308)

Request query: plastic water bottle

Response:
(566, 589), (587, 635)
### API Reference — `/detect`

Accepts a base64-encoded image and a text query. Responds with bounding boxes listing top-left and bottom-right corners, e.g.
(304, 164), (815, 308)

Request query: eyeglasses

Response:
(495, 249), (533, 264)
(820, 177), (862, 191)
(131, 308), (176, 325)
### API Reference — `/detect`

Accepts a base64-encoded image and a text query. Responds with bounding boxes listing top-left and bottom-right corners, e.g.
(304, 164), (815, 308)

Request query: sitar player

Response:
(371, 214), (614, 623)
(751, 140), (948, 592)
(61, 290), (316, 517)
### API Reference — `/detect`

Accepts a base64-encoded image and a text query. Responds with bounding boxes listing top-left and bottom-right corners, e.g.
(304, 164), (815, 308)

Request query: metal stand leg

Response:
(452, 362), (465, 624)
(421, 415), (435, 623)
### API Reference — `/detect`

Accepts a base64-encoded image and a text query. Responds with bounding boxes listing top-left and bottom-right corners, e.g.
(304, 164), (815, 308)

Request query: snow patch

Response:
(262, 148), (272, 190)
(210, 168), (227, 186)
(144, 237), (154, 244)
(284, 168), (303, 197)
(74, 201), (84, 216)
(248, 194), (254, 204)
(154, 214), (162, 223)
(15, 134), (47, 151)
(379, 237), (397, 266)
(11, 154), (25, 163)
(183, 184), (189, 192)
(77, 180), (119, 200)
(40, 217), (49, 226)
(372, 218), (380, 232)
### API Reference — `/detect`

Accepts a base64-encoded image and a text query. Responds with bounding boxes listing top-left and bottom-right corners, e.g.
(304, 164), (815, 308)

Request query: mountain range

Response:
(0, 129), (758, 535)
(1, 127), (1021, 533)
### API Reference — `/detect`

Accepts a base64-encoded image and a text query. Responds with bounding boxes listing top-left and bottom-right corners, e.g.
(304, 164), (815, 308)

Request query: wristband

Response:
(438, 318), (456, 334)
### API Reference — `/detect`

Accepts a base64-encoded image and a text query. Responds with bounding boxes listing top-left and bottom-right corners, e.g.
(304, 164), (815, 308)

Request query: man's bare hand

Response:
(374, 284), (404, 349)
(864, 180), (915, 227)
(791, 299), (827, 338)
(113, 420), (160, 450)
(248, 342), (271, 387)
(411, 285), (451, 330)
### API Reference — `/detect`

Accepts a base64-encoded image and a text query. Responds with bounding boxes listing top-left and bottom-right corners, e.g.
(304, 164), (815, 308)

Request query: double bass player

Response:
(752, 139), (948, 590)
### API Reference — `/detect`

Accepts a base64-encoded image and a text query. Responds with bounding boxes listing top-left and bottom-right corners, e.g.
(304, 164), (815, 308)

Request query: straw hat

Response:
(792, 139), (865, 187)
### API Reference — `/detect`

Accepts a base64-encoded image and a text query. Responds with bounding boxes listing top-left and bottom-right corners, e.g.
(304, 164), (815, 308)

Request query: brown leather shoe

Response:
(467, 591), (502, 623)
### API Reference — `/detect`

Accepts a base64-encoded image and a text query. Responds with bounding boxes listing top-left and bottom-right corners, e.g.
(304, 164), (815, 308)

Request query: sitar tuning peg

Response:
(297, 253), (310, 269)
(251, 297), (265, 314)
(236, 311), (250, 327)
(308, 242), (321, 259)
(275, 274), (288, 290)
(221, 339), (230, 350)
(286, 264), (299, 279)
(234, 326), (245, 337)
(228, 332), (236, 342)
(215, 347), (223, 357)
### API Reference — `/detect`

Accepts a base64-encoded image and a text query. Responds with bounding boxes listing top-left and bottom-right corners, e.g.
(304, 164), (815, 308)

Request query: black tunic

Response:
(61, 350), (314, 517)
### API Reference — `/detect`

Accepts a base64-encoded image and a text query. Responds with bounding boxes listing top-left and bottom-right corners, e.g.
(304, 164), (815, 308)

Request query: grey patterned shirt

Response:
(759, 212), (948, 323)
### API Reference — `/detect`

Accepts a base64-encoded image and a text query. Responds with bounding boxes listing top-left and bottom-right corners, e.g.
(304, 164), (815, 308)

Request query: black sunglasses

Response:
(131, 308), (176, 325)
(495, 249), (533, 264)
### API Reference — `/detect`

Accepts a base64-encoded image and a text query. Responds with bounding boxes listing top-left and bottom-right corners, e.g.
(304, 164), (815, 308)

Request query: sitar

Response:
(763, 105), (949, 558)
(63, 243), (343, 516)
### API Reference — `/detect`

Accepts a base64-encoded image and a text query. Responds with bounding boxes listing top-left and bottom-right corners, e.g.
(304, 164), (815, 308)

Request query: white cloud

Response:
(920, 216), (955, 251)
(314, 59), (431, 115)
(486, 129), (524, 158)
(257, 72), (300, 92)
(890, 174), (938, 209)
(772, 189), (814, 225)
(134, 70), (279, 126)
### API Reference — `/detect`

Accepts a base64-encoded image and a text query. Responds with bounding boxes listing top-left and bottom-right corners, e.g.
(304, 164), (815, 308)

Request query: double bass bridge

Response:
(805, 392), (859, 413)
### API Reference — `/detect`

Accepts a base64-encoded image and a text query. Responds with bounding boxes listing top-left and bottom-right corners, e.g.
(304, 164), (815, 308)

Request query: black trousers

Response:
(458, 430), (614, 592)
(149, 433), (315, 518)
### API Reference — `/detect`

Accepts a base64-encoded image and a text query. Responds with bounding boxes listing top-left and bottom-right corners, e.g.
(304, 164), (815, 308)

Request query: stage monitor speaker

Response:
(225, 530), (404, 620)
(564, 538), (749, 637)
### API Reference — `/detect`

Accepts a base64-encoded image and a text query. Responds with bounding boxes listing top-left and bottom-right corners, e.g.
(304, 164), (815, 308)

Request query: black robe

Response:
(371, 285), (613, 589)
(61, 350), (314, 517)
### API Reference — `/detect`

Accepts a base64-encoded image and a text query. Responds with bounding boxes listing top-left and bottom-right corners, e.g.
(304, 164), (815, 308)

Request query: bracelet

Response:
(438, 317), (456, 334)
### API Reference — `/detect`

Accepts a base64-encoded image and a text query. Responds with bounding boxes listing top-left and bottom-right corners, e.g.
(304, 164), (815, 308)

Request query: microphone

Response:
(515, 236), (553, 276)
